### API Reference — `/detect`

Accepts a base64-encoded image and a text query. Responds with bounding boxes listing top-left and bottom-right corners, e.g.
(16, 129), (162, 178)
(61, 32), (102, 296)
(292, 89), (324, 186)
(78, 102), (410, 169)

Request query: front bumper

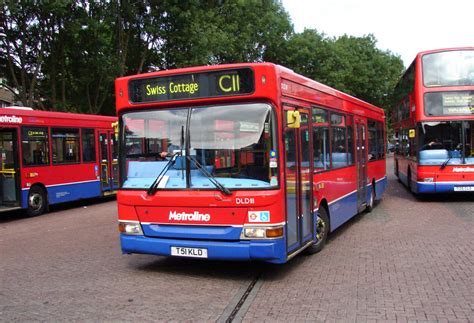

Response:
(417, 181), (474, 193)
(120, 234), (287, 264)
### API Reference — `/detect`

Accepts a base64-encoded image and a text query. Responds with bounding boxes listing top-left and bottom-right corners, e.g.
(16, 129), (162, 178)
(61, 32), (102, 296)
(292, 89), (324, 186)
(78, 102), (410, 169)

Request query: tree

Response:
(160, 0), (293, 68)
(1, 1), (51, 108)
(272, 28), (330, 79)
(1, 1), (403, 116)
(1, 1), (292, 113)
(323, 34), (404, 111)
(277, 30), (404, 112)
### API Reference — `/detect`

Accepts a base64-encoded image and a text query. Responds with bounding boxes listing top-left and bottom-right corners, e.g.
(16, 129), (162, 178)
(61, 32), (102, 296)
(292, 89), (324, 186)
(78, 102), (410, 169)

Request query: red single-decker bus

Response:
(0, 107), (118, 216)
(115, 63), (387, 263)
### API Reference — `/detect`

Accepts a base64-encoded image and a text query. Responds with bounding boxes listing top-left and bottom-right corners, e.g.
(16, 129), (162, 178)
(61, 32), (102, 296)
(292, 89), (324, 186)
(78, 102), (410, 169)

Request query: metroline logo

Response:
(453, 167), (474, 173)
(169, 211), (211, 222)
(0, 115), (22, 124)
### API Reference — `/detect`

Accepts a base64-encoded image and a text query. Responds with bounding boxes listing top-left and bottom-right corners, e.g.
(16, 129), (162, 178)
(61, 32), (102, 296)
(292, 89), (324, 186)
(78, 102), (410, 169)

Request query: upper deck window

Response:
(423, 50), (474, 87)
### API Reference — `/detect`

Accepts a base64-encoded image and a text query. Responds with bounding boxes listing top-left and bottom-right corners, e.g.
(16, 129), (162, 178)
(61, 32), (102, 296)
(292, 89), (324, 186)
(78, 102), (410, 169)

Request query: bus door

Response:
(284, 108), (313, 254)
(99, 130), (119, 193)
(355, 120), (367, 211)
(0, 128), (21, 211)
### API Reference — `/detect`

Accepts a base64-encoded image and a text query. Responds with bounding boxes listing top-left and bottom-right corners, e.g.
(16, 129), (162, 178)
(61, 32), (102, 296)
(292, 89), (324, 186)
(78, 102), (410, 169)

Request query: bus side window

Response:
(52, 128), (80, 164)
(312, 107), (329, 171)
(368, 120), (377, 161)
(21, 126), (50, 166)
(346, 116), (354, 165)
(82, 129), (96, 162)
(330, 113), (347, 168)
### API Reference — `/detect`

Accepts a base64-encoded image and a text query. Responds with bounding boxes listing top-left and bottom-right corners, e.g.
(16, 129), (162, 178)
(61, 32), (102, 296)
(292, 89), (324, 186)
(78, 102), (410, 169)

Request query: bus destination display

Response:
(443, 93), (472, 107)
(442, 91), (474, 115)
(129, 68), (254, 103)
(425, 91), (474, 116)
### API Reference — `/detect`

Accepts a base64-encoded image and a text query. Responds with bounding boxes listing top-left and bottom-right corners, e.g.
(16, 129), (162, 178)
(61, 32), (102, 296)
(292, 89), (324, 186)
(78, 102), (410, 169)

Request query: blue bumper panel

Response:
(120, 234), (287, 264)
(417, 181), (474, 193)
(142, 224), (242, 240)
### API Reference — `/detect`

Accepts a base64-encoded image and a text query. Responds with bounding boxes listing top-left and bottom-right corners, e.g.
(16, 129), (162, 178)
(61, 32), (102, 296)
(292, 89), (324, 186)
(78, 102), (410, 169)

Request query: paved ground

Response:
(243, 159), (474, 322)
(0, 158), (473, 322)
(0, 198), (257, 321)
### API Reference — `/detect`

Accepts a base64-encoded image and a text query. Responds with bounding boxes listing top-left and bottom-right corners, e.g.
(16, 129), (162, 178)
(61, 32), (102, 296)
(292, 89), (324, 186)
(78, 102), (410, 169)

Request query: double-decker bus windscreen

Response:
(418, 121), (474, 165)
(121, 103), (278, 190)
(423, 50), (474, 87)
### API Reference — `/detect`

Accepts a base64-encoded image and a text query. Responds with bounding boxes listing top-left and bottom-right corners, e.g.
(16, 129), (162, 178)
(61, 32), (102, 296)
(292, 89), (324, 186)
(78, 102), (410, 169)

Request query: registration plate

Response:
(454, 186), (474, 192)
(171, 246), (208, 258)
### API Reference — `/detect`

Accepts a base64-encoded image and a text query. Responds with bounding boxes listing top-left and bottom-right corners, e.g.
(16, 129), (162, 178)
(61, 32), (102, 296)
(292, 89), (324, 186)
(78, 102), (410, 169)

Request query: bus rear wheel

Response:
(366, 186), (375, 212)
(306, 207), (329, 255)
(26, 186), (47, 217)
(407, 169), (413, 193)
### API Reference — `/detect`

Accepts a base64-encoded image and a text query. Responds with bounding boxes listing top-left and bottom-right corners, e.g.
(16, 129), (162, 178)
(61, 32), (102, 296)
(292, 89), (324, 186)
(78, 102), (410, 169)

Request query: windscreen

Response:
(418, 121), (474, 165)
(423, 50), (474, 87)
(120, 103), (278, 190)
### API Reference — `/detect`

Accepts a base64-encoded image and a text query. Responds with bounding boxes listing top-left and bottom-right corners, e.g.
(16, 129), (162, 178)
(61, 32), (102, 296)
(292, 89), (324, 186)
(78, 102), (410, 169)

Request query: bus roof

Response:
(274, 64), (384, 116)
(403, 47), (474, 69)
(116, 62), (384, 117)
(0, 106), (116, 122)
(0, 107), (116, 128)
(415, 46), (474, 58)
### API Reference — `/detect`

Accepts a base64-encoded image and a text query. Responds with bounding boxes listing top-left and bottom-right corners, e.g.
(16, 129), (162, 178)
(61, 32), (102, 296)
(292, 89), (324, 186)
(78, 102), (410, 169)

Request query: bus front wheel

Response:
(306, 207), (329, 255)
(26, 186), (47, 217)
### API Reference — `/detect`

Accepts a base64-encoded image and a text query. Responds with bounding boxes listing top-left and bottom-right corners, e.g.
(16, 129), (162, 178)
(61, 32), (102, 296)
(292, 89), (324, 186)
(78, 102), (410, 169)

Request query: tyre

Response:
(407, 170), (412, 193)
(306, 206), (330, 254)
(26, 186), (47, 217)
(366, 185), (375, 212)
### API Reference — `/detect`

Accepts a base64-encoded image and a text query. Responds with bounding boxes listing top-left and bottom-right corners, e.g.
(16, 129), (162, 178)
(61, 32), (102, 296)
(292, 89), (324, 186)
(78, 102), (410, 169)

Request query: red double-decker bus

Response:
(392, 47), (474, 194)
(0, 107), (118, 216)
(115, 63), (386, 263)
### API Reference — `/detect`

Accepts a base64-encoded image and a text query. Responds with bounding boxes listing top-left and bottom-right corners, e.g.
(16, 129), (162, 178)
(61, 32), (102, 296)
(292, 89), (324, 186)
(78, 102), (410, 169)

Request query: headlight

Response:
(244, 227), (266, 238)
(423, 177), (434, 182)
(241, 226), (283, 239)
(118, 221), (143, 235)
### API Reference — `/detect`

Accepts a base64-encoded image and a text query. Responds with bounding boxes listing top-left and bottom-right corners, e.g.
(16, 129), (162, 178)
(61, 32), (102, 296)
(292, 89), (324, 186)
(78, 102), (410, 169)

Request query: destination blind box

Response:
(129, 68), (255, 103)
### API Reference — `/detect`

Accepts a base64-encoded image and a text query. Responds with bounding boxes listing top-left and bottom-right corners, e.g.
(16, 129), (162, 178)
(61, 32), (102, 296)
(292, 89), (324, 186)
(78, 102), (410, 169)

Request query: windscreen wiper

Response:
(147, 153), (179, 196)
(440, 157), (451, 169)
(186, 155), (232, 196)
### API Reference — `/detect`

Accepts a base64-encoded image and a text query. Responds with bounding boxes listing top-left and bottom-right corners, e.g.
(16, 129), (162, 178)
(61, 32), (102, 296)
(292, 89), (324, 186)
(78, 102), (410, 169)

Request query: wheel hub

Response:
(316, 216), (326, 241)
(29, 193), (43, 210)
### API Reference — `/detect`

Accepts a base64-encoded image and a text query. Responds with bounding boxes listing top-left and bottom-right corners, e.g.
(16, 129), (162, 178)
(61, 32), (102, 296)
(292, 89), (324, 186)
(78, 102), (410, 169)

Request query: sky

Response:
(281, 0), (474, 67)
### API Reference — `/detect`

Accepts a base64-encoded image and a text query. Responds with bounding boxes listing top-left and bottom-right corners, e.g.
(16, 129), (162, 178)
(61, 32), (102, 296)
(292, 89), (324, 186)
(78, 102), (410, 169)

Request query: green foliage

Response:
(159, 0), (293, 67)
(1, 1), (404, 117)
(278, 31), (404, 112)
(324, 34), (404, 111)
(273, 29), (330, 80)
(1, 0), (292, 114)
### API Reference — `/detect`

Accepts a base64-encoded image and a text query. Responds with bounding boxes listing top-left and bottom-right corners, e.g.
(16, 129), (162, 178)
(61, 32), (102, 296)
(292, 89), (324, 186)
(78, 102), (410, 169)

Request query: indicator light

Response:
(241, 226), (284, 239)
(266, 227), (283, 238)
